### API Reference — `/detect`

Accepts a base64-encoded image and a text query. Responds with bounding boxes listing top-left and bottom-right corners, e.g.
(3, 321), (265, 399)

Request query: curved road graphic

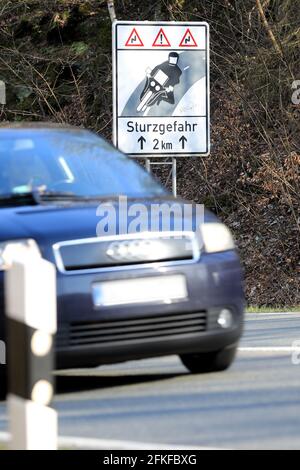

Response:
(121, 50), (206, 117)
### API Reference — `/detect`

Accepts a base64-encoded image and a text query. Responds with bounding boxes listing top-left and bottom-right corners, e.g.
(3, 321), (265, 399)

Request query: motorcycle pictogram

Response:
(137, 52), (182, 113)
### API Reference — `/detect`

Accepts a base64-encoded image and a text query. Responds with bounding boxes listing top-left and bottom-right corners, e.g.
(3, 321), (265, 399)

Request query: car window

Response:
(0, 132), (167, 198)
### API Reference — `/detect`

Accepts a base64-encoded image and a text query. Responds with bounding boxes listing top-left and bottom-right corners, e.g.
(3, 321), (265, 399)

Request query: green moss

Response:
(70, 41), (89, 56)
(15, 85), (33, 103)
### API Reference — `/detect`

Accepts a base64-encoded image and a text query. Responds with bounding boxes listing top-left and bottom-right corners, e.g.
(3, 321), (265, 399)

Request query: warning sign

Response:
(113, 21), (210, 157)
(125, 28), (144, 47)
(179, 28), (198, 47)
(152, 28), (171, 47)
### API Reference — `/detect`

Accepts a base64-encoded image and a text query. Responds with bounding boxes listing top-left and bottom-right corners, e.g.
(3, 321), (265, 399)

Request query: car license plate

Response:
(92, 274), (188, 307)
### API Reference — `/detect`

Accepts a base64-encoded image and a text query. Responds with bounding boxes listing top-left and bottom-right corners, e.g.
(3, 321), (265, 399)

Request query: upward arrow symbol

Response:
(138, 136), (146, 150)
(179, 135), (187, 149)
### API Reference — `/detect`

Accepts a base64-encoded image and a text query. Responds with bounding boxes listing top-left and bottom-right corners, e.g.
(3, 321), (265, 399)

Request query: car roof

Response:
(0, 122), (102, 141)
(0, 122), (80, 130)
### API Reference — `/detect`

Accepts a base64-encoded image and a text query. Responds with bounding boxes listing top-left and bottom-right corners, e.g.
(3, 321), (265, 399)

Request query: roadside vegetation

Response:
(0, 0), (299, 307)
(246, 306), (300, 313)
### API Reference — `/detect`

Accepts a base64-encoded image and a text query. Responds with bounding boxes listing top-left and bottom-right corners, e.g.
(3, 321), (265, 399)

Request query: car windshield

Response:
(0, 131), (167, 199)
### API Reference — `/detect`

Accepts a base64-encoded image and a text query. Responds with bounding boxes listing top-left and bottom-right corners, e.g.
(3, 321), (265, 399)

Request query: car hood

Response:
(0, 198), (218, 253)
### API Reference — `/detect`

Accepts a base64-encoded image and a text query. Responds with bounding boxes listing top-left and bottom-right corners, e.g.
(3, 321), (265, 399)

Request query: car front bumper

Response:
(54, 250), (245, 369)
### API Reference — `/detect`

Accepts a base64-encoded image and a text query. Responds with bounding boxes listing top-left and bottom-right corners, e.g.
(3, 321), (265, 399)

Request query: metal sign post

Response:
(107, 0), (116, 22)
(112, 21), (210, 194)
(145, 157), (177, 197)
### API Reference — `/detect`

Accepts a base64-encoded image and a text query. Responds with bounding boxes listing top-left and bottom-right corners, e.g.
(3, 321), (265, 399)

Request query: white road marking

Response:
(58, 435), (221, 450)
(238, 347), (297, 353)
(0, 431), (223, 450)
(246, 312), (300, 316)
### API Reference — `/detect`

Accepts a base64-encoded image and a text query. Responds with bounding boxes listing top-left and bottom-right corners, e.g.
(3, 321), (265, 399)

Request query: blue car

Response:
(0, 124), (244, 393)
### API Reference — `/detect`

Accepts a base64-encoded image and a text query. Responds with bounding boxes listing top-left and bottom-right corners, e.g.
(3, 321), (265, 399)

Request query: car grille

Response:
(53, 232), (199, 273)
(56, 311), (207, 348)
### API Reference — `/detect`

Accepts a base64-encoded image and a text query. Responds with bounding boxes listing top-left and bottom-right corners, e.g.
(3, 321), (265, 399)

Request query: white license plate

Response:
(92, 274), (188, 307)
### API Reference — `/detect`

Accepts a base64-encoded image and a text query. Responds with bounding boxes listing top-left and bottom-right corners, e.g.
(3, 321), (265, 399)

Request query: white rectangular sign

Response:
(113, 21), (210, 157)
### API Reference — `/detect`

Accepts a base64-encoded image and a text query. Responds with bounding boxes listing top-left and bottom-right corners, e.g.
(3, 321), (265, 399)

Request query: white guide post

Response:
(4, 241), (57, 450)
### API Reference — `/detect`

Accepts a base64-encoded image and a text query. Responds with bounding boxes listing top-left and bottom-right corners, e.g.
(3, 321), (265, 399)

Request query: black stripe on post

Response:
(7, 317), (54, 401)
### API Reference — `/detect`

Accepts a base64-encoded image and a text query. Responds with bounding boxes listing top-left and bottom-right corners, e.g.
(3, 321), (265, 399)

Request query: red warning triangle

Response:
(179, 28), (198, 47)
(152, 28), (171, 47)
(125, 28), (144, 47)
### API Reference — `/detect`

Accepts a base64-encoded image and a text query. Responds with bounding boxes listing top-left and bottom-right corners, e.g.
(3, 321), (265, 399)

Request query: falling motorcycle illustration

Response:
(137, 52), (182, 113)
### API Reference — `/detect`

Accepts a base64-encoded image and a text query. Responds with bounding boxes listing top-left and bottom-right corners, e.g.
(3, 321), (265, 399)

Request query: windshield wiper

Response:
(0, 190), (81, 206)
(38, 191), (80, 200)
(40, 193), (127, 202)
(40, 193), (172, 203)
(0, 192), (40, 207)
(0, 191), (172, 207)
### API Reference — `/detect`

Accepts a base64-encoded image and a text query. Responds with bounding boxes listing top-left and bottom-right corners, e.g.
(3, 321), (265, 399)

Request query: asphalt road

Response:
(1, 312), (300, 449)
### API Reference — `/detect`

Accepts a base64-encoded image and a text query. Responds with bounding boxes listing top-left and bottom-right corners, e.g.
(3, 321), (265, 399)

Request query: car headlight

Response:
(0, 239), (41, 271)
(201, 223), (235, 253)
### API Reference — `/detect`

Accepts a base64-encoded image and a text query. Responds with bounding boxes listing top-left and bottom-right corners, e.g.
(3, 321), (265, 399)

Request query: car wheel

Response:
(180, 345), (237, 374)
(0, 367), (7, 400)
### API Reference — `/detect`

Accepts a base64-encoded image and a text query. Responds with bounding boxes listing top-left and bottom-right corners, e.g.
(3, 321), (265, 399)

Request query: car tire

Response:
(180, 345), (237, 374)
(0, 367), (7, 400)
